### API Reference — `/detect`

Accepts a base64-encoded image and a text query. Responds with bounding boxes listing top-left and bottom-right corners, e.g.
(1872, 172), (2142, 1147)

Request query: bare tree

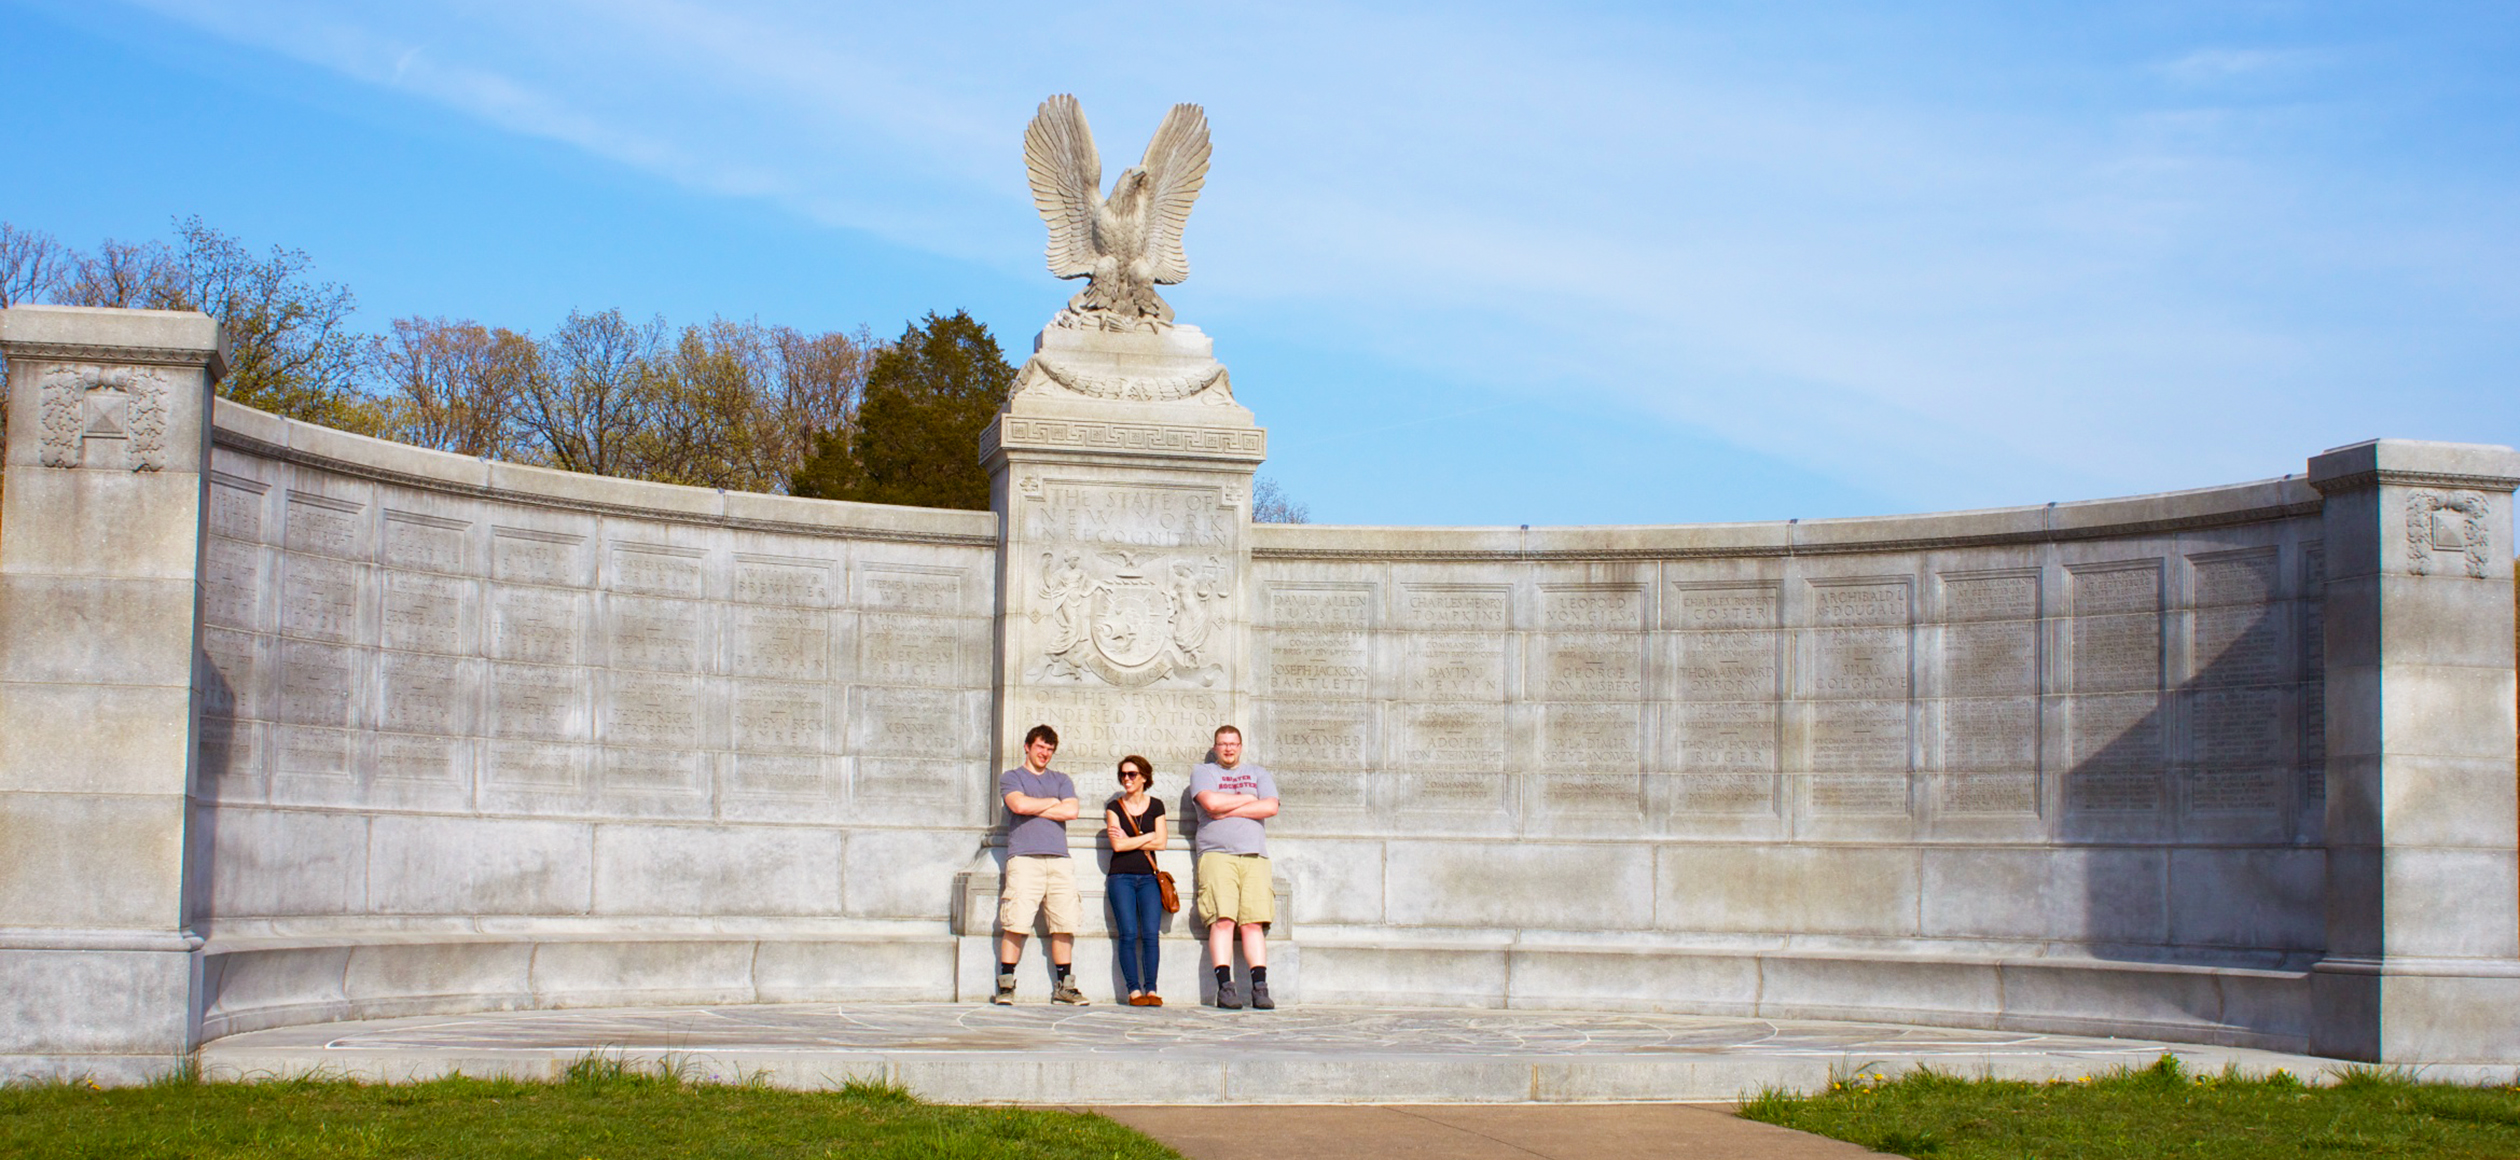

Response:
(515, 308), (666, 477)
(1252, 475), (1311, 524)
(0, 223), (69, 308)
(374, 317), (534, 458)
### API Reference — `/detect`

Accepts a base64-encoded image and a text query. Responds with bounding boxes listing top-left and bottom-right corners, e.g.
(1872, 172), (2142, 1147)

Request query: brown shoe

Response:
(1143, 994), (1163, 1007)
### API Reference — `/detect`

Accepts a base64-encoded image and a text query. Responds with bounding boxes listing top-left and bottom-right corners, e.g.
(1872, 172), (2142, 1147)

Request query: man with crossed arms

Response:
(1190, 724), (1280, 1009)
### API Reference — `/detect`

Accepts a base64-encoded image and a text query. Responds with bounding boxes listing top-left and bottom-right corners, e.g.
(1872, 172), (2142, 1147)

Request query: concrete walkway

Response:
(1094, 1104), (1877, 1159)
(198, 1002), (2335, 1105)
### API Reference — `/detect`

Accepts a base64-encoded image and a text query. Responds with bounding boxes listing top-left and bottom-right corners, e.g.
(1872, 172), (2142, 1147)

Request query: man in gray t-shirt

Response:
(1189, 724), (1280, 1009)
(994, 724), (1088, 1005)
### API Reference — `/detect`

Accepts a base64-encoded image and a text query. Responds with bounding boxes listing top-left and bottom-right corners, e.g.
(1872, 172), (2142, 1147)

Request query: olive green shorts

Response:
(1195, 852), (1273, 927)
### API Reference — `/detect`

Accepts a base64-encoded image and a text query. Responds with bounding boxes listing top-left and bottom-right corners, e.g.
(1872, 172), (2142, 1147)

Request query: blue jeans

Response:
(1106, 872), (1164, 995)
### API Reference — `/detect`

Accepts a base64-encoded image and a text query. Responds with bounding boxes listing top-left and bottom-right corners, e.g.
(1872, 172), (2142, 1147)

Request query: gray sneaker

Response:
(991, 977), (1016, 1005)
(1051, 979), (1091, 1005)
(1216, 980), (1244, 1009)
(1249, 979), (1275, 1010)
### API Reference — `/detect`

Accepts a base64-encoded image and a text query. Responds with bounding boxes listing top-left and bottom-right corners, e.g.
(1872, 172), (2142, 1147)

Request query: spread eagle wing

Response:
(1137, 103), (1210, 285)
(1024, 94), (1103, 280)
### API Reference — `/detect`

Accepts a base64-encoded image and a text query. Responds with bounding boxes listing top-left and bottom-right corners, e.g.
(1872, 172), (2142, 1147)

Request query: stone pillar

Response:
(0, 306), (226, 1080)
(982, 319), (1264, 781)
(2308, 438), (2520, 1063)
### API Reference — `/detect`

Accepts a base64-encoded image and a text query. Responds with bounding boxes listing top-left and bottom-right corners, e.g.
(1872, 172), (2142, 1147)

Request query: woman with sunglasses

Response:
(1104, 755), (1169, 1005)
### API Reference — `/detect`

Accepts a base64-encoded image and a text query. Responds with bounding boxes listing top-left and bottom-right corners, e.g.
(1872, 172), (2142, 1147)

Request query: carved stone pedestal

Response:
(982, 319), (1265, 779)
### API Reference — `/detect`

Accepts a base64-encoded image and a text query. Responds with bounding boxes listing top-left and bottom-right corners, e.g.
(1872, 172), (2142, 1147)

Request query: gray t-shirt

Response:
(999, 767), (1076, 857)
(1188, 761), (1278, 856)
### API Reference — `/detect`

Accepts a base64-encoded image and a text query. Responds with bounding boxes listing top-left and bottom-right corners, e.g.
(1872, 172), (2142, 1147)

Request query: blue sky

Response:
(5, 1), (2516, 526)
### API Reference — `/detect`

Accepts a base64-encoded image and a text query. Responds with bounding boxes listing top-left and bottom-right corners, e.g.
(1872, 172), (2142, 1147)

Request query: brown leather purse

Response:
(1155, 870), (1181, 914)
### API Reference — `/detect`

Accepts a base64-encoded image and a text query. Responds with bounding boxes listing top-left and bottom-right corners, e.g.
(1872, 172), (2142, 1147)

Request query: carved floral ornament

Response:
(1030, 548), (1233, 688)
(2406, 490), (2493, 578)
(37, 363), (172, 471)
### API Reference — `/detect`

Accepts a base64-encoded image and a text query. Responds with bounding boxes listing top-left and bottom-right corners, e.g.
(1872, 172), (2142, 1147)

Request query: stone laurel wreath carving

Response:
(1025, 94), (1210, 331)
(1034, 549), (1232, 687)
(1026, 357), (1228, 402)
(2406, 490), (2493, 578)
(37, 363), (171, 471)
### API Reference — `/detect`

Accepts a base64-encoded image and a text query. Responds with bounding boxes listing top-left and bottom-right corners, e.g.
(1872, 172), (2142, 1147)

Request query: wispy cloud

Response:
(95, 1), (2520, 512)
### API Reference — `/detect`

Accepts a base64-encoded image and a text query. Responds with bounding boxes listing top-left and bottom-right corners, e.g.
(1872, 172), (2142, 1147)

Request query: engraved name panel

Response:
(376, 734), (463, 786)
(734, 682), (825, 753)
(382, 571), (470, 655)
(280, 555), (359, 643)
(487, 741), (585, 790)
(1942, 573), (2038, 621)
(1271, 703), (1375, 770)
(1675, 701), (1779, 771)
(1944, 621), (2037, 696)
(279, 641), (355, 728)
(606, 596), (705, 673)
(2069, 691), (2164, 812)
(1266, 631), (1371, 698)
(2071, 565), (2162, 693)
(1679, 630), (1781, 701)
(1401, 586), (1510, 630)
(201, 628), (261, 723)
(1944, 697), (2038, 771)
(378, 651), (466, 736)
(860, 566), (961, 614)
(383, 513), (470, 574)
(209, 477), (264, 540)
(2191, 686), (2281, 811)
(284, 493), (361, 558)
(493, 529), (583, 586)
(1543, 587), (1646, 631)
(1546, 702), (1644, 770)
(859, 618), (963, 686)
(737, 557), (833, 607)
(1810, 627), (1910, 699)
(604, 747), (703, 793)
(732, 606), (828, 680)
(852, 685), (963, 756)
(1541, 634), (1645, 700)
(610, 544), (706, 598)
(1814, 580), (1912, 627)
(1675, 584), (1780, 631)
(608, 673), (701, 748)
(1399, 704), (1509, 771)
(490, 663), (585, 741)
(1270, 586), (1376, 629)
(203, 537), (263, 630)
(490, 587), (582, 665)
(1405, 634), (1507, 701)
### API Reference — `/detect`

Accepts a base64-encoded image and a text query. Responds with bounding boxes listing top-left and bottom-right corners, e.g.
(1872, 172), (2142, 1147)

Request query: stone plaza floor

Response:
(197, 1002), (2337, 1104)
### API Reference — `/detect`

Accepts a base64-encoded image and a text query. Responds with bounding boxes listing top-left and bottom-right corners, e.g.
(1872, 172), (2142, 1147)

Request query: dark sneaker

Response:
(1249, 980), (1275, 1010)
(1216, 980), (1244, 1009)
(1051, 980), (1091, 1005)
(991, 978), (1016, 1005)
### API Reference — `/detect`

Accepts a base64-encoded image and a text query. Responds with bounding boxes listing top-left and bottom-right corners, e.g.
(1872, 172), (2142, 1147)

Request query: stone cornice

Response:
(982, 414), (1266, 464)
(1, 338), (227, 377)
(2308, 468), (2520, 495)
(213, 428), (999, 548)
(1253, 500), (2324, 563)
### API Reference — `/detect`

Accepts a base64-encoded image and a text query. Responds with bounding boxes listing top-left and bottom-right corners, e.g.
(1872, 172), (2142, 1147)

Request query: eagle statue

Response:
(1024, 94), (1211, 329)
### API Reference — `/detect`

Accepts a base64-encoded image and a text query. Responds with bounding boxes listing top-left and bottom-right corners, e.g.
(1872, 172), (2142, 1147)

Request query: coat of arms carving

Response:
(38, 363), (171, 471)
(1034, 549), (1231, 686)
(2406, 490), (2492, 578)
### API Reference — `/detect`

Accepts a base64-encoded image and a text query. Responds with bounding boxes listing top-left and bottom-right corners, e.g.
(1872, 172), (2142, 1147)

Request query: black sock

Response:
(1215, 965), (1232, 988)
(1250, 966), (1268, 984)
(998, 961), (1016, 981)
(1054, 962), (1071, 981)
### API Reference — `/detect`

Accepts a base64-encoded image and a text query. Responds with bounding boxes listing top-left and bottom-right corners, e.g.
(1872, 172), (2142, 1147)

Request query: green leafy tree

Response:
(790, 310), (1013, 510)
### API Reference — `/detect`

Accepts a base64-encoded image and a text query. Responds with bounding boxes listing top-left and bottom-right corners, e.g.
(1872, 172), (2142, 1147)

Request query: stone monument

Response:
(985, 94), (1265, 777)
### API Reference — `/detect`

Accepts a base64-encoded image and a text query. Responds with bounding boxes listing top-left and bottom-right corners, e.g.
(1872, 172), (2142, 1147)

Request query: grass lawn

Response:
(1739, 1056), (2520, 1159)
(0, 1058), (1181, 1159)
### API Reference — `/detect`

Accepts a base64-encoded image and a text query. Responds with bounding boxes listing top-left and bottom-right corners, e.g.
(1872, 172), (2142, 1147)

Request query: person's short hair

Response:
(1213, 724), (1242, 742)
(1117, 754), (1154, 788)
(1024, 724), (1059, 749)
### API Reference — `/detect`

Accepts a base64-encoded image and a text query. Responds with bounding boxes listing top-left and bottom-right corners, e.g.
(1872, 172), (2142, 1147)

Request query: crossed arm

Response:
(1004, 790), (1080, 822)
(1105, 809), (1169, 851)
(1194, 790), (1279, 821)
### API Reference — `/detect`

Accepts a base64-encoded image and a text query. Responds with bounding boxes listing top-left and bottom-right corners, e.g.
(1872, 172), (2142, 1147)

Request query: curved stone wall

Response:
(192, 401), (1000, 1038)
(6, 304), (2517, 1077)
(1246, 492), (2330, 1046)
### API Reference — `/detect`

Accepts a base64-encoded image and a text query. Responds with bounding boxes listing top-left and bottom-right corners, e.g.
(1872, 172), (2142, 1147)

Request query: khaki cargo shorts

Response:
(999, 854), (1081, 936)
(1195, 852), (1274, 928)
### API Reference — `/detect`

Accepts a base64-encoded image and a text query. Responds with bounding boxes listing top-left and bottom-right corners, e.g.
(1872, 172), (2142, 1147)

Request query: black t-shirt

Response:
(1105, 796), (1166, 876)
